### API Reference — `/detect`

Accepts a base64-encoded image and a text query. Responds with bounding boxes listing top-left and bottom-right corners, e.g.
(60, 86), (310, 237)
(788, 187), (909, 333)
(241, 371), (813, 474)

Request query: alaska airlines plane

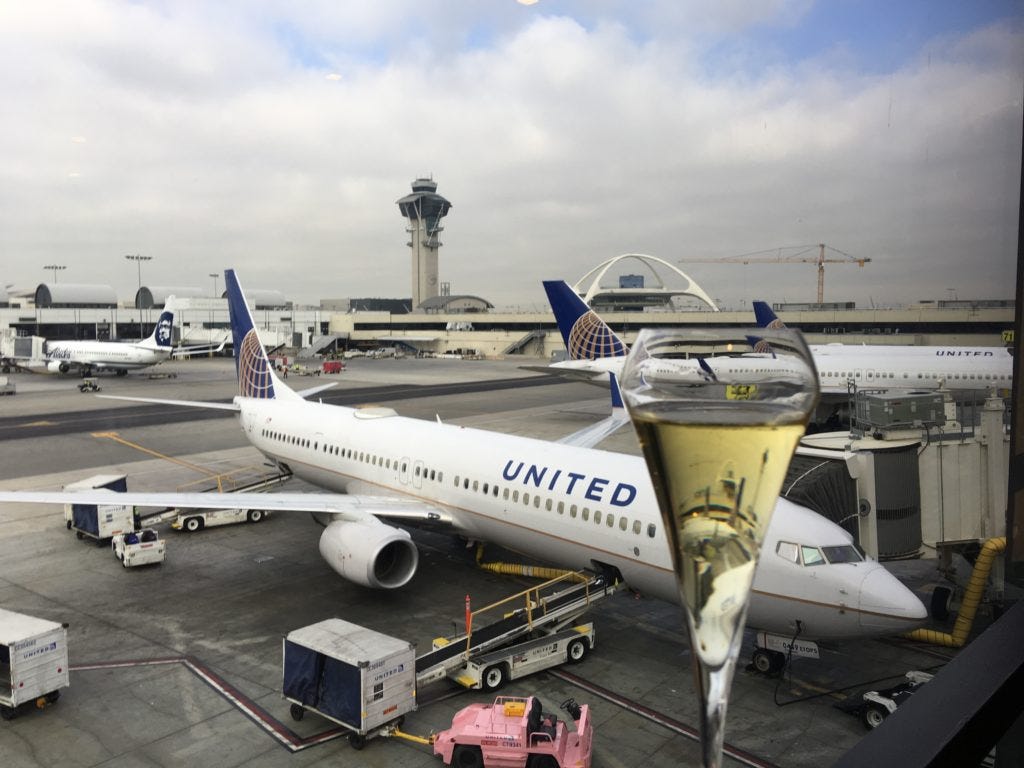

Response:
(25, 298), (223, 377)
(0, 270), (926, 657)
(542, 280), (1012, 394)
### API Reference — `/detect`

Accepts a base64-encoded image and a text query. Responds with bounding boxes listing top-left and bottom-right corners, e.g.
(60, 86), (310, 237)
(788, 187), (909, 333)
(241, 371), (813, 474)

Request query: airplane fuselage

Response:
(41, 340), (171, 372)
(237, 396), (925, 641)
(554, 346), (1012, 394)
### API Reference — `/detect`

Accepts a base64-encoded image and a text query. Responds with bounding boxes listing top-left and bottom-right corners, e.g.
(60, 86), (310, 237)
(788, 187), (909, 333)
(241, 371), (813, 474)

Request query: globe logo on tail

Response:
(238, 329), (274, 399)
(567, 312), (627, 360)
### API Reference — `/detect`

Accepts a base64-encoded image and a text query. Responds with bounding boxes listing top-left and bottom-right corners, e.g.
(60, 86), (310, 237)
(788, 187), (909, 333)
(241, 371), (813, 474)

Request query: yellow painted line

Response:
(20, 420), (58, 427)
(92, 431), (217, 477)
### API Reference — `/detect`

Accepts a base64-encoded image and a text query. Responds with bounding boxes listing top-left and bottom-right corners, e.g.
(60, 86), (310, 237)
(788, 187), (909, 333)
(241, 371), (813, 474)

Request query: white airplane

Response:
(23, 298), (223, 377)
(0, 270), (926, 667)
(542, 281), (1012, 395)
(752, 301), (1012, 394)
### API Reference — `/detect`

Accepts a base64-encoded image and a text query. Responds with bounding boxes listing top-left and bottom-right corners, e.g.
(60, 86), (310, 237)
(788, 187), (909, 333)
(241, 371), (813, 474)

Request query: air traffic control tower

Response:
(397, 177), (452, 309)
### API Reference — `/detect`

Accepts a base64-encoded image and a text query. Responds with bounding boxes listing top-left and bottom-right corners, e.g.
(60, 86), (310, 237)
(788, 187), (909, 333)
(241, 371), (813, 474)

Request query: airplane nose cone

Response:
(858, 566), (928, 634)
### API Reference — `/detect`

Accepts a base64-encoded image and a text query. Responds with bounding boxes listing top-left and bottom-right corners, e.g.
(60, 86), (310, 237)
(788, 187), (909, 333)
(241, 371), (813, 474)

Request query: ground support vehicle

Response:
(0, 609), (69, 721)
(172, 506), (270, 532)
(451, 624), (594, 692)
(63, 474), (136, 543)
(111, 528), (166, 567)
(288, 362), (322, 376)
(283, 619), (417, 750)
(0, 375), (15, 395)
(837, 671), (935, 729)
(433, 695), (592, 768)
(170, 472), (289, 532)
(77, 378), (100, 392)
(322, 360), (345, 374)
(415, 572), (612, 692)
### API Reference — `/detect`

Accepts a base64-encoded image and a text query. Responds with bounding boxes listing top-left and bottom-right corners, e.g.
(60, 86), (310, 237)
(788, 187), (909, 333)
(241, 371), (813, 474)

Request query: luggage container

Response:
(62, 475), (132, 536)
(0, 608), (69, 720)
(69, 496), (136, 543)
(283, 618), (416, 749)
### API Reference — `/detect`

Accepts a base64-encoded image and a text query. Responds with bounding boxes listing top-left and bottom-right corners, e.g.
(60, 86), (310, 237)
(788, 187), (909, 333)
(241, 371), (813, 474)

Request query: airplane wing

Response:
(557, 373), (630, 448)
(557, 409), (630, 447)
(0, 489), (453, 526)
(518, 364), (611, 384)
(171, 341), (227, 358)
(97, 394), (241, 411)
(295, 382), (338, 399)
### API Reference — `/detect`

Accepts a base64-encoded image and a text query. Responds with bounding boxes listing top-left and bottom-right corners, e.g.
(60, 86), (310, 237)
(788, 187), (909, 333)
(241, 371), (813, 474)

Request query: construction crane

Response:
(679, 243), (870, 304)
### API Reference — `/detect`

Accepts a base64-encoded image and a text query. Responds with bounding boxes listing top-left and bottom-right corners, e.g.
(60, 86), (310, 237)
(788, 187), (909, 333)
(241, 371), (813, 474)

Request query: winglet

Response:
(697, 357), (719, 382)
(609, 372), (624, 409)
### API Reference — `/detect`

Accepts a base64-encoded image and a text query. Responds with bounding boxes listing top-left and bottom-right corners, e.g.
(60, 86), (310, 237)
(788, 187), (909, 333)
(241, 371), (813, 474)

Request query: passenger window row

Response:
(452, 474), (657, 539)
(259, 429), (443, 483)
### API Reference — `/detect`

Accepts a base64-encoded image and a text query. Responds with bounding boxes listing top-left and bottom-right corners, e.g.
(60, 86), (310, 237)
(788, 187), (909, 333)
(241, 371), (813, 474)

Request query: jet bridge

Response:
(414, 570), (616, 688)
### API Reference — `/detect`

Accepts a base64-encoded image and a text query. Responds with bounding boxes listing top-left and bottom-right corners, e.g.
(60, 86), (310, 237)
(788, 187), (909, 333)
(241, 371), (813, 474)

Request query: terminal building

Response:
(0, 271), (1012, 361)
(0, 175), (1014, 357)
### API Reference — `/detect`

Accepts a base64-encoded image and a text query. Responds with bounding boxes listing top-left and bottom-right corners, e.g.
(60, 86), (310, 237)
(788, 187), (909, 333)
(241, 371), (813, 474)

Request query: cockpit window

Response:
(822, 545), (864, 563)
(776, 541), (799, 563)
(801, 545), (826, 566)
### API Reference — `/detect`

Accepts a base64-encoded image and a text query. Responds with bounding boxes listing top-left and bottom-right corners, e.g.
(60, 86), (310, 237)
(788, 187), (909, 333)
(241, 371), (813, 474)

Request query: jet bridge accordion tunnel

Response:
(782, 445), (923, 561)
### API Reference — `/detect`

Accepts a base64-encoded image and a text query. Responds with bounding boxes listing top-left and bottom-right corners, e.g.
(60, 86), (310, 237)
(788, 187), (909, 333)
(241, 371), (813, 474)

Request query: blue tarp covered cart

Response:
(282, 619), (416, 748)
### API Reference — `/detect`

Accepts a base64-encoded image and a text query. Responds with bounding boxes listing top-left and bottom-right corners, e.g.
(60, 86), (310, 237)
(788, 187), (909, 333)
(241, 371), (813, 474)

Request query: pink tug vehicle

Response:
(433, 695), (592, 768)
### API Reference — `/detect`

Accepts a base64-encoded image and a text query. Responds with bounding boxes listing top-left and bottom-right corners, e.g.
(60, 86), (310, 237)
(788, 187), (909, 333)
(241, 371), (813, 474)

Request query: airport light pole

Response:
(209, 273), (219, 350)
(125, 254), (152, 339)
(43, 264), (66, 283)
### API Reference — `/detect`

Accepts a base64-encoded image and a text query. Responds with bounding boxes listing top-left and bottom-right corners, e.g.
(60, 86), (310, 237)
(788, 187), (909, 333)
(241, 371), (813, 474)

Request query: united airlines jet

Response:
(0, 270), (927, 664)
(543, 280), (1011, 394)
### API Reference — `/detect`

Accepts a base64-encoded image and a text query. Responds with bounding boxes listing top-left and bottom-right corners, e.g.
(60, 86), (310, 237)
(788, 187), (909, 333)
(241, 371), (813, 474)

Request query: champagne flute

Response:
(619, 326), (818, 767)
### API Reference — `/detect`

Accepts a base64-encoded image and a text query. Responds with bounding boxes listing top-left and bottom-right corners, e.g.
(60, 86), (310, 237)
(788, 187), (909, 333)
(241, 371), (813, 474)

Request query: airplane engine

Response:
(318, 518), (419, 589)
(47, 360), (70, 374)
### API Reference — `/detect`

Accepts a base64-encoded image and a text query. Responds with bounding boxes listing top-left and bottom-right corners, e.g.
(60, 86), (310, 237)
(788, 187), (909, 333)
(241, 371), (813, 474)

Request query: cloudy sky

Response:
(1, 1), (1021, 310)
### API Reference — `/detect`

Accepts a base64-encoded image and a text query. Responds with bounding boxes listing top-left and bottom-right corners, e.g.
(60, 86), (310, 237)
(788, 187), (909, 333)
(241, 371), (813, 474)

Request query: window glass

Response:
(776, 541), (799, 563)
(822, 545), (864, 563)
(801, 545), (826, 566)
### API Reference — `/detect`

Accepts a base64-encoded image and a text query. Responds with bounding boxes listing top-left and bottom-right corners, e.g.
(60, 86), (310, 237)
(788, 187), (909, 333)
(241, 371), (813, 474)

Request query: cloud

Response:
(0, 2), (1018, 309)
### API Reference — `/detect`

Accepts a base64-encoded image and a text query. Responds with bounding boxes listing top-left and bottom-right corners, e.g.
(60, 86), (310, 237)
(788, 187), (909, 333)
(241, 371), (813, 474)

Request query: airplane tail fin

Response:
(138, 299), (175, 350)
(225, 270), (299, 401)
(753, 301), (786, 329)
(542, 280), (627, 360)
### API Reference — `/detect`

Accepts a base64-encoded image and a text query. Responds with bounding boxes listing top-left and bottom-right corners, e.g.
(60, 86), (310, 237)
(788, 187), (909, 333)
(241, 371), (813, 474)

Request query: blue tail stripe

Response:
(225, 269), (276, 399)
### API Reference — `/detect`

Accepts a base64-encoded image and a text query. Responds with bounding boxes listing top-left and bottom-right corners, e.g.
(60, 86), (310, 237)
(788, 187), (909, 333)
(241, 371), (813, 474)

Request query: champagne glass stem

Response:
(696, 654), (738, 768)
(688, 607), (746, 768)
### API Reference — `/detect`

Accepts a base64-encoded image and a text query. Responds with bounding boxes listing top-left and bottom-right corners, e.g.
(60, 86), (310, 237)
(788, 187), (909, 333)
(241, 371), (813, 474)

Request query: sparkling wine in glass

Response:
(619, 326), (819, 767)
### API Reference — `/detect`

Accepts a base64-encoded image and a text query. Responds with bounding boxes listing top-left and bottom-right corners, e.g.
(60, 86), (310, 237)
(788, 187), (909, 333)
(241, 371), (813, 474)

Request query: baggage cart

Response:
(0, 608), (69, 720)
(283, 618), (416, 749)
